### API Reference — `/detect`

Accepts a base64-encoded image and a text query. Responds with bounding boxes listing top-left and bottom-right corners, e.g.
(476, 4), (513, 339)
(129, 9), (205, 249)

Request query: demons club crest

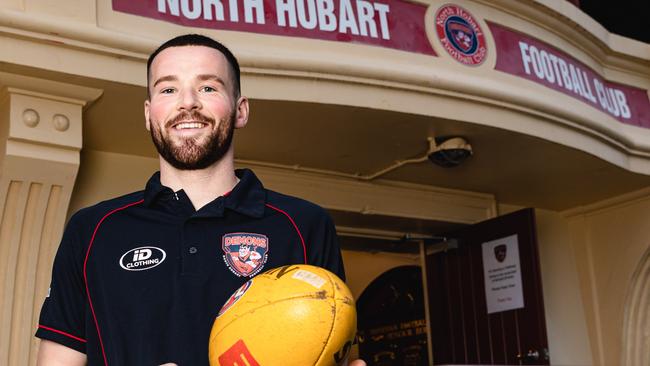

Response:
(222, 233), (269, 277)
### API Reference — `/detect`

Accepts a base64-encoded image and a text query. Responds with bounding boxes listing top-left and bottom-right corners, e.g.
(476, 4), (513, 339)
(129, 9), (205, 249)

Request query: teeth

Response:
(175, 122), (204, 129)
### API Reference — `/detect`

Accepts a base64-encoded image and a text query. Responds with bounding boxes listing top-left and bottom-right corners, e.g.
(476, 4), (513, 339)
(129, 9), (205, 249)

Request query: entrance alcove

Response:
(355, 265), (428, 366)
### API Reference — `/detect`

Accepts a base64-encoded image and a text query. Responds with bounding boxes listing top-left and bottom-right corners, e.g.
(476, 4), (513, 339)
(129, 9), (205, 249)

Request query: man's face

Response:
(239, 244), (250, 258)
(145, 45), (247, 170)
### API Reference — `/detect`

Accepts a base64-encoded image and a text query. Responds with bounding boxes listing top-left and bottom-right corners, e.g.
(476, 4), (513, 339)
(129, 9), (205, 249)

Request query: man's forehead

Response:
(150, 45), (229, 74)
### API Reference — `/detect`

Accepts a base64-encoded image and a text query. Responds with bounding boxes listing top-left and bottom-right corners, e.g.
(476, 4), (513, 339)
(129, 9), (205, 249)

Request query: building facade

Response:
(1, 0), (649, 365)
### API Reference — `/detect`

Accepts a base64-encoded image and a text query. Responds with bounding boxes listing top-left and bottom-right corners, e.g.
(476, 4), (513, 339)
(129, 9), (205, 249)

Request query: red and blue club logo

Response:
(218, 279), (253, 317)
(435, 4), (487, 66)
(222, 232), (269, 277)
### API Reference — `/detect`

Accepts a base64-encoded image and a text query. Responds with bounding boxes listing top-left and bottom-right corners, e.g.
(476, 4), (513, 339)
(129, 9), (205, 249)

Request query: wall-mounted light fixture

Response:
(427, 137), (473, 168)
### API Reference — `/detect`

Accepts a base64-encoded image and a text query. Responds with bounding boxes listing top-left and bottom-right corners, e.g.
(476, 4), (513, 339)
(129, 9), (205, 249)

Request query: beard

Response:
(149, 110), (235, 170)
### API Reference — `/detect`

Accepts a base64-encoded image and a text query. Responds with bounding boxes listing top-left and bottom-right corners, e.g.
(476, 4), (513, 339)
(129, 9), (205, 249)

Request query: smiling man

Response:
(35, 34), (364, 366)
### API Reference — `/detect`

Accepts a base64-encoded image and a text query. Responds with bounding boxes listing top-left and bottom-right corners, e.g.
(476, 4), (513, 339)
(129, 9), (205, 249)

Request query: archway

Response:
(622, 246), (650, 366)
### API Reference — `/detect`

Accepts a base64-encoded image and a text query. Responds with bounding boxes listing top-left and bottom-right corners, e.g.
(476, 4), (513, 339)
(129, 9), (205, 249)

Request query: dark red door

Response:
(425, 208), (549, 365)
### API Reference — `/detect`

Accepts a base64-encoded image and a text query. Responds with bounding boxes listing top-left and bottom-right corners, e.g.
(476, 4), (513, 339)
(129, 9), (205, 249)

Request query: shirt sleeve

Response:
(35, 213), (88, 353)
(306, 210), (346, 281)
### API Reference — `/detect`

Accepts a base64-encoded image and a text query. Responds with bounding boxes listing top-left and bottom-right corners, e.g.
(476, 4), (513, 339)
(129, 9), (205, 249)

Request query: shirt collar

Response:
(143, 171), (170, 207)
(142, 169), (266, 218)
(223, 169), (266, 218)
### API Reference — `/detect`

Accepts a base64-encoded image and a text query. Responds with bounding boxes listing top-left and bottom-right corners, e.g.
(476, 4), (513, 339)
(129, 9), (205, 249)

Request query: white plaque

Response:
(482, 234), (525, 314)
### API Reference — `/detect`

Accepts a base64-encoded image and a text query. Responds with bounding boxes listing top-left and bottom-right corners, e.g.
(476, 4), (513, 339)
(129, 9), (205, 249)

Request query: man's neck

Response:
(159, 152), (239, 210)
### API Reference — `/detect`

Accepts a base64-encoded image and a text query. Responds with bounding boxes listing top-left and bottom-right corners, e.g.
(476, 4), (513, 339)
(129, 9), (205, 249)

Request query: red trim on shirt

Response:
(38, 325), (87, 343)
(265, 203), (307, 263)
(83, 199), (144, 366)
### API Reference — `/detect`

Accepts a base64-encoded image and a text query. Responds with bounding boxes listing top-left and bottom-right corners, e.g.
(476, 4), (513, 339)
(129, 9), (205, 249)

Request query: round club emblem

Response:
(435, 4), (487, 66)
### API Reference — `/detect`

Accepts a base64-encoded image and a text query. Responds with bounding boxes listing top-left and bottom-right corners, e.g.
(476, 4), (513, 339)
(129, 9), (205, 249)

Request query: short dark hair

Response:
(146, 34), (241, 98)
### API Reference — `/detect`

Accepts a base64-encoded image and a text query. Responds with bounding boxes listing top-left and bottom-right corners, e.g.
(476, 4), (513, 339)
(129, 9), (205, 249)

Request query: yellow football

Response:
(209, 264), (357, 366)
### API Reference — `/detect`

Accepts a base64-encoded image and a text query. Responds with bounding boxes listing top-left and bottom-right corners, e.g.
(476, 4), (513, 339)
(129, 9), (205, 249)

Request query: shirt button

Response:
(189, 246), (198, 254)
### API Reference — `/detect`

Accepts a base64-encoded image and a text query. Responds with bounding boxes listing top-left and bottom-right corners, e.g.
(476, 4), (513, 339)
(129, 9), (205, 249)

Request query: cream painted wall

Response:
(68, 150), (158, 215)
(536, 209), (594, 366)
(499, 204), (594, 366)
(566, 191), (650, 366)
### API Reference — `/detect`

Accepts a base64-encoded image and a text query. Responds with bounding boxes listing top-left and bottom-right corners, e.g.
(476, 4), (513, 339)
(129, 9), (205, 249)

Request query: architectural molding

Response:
(563, 186), (650, 218)
(0, 76), (102, 366)
(622, 246), (650, 366)
(242, 161), (497, 224)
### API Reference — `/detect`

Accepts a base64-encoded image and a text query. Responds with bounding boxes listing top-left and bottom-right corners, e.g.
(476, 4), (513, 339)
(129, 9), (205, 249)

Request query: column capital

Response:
(1, 72), (102, 164)
(0, 72), (102, 366)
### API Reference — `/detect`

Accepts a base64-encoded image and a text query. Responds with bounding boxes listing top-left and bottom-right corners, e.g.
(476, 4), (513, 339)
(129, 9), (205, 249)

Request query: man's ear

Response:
(234, 96), (249, 129)
(144, 99), (151, 131)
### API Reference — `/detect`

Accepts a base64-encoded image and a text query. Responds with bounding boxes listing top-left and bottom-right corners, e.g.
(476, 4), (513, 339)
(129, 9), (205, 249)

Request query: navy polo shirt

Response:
(36, 169), (344, 365)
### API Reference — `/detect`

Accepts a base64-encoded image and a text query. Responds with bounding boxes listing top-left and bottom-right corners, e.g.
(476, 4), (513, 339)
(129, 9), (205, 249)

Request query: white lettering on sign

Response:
(518, 41), (631, 119)
(159, 0), (264, 23)
(158, 0), (390, 40)
(276, 0), (390, 39)
(158, 0), (242, 24)
(245, 0), (265, 24)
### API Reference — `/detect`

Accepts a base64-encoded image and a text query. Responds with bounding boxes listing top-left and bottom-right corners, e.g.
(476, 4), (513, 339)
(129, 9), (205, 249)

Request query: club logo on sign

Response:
(222, 233), (269, 277)
(494, 244), (507, 262)
(435, 4), (487, 66)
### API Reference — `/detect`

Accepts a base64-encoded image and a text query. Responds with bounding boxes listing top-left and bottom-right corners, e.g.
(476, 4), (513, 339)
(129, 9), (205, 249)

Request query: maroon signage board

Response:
(112, 1), (650, 128)
(488, 21), (650, 128)
(112, 0), (436, 56)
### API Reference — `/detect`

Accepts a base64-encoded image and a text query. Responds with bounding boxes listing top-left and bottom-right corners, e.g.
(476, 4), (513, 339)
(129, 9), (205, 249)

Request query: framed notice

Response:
(482, 234), (524, 314)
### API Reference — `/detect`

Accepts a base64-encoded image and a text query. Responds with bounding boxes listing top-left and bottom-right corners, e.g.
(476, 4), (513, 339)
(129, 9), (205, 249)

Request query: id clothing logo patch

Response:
(119, 246), (166, 271)
(222, 233), (269, 277)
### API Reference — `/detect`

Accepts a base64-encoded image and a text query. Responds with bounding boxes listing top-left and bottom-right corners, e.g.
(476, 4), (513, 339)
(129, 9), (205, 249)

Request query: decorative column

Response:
(0, 72), (102, 366)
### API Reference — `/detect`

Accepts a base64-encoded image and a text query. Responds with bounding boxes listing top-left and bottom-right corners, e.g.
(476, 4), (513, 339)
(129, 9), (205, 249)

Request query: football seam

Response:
(313, 271), (339, 366)
(212, 292), (335, 339)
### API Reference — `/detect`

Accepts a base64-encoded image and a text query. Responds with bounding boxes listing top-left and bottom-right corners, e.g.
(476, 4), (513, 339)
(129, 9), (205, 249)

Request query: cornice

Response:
(478, 0), (650, 78)
(1, 2), (650, 175)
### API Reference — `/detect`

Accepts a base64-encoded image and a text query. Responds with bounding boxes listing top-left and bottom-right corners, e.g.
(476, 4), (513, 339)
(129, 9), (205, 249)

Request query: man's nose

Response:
(178, 89), (201, 110)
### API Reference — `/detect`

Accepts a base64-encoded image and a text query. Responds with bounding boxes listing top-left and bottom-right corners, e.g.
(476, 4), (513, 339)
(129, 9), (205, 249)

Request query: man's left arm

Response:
(305, 210), (345, 280)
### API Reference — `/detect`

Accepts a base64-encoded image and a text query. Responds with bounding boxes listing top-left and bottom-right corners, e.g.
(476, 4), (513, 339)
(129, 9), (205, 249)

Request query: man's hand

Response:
(37, 340), (86, 366)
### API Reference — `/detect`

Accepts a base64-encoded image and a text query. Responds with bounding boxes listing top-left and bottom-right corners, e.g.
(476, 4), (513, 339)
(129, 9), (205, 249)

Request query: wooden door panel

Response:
(426, 208), (549, 365)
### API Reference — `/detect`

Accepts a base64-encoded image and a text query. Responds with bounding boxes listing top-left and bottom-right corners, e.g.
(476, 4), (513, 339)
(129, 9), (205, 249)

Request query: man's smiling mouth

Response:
(173, 122), (207, 129)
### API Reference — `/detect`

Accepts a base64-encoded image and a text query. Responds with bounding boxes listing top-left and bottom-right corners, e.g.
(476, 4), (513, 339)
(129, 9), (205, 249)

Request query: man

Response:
(36, 34), (365, 366)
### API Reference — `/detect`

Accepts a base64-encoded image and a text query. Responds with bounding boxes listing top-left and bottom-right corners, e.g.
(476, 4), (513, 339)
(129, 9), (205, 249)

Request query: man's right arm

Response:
(36, 213), (89, 361)
(37, 340), (86, 366)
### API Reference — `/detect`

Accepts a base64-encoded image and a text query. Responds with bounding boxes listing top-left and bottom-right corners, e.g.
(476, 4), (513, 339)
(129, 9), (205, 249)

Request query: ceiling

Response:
(5, 62), (650, 214)
(77, 77), (650, 212)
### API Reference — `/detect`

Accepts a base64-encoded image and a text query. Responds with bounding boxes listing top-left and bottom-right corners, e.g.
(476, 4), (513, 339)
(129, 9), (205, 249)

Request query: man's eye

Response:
(201, 86), (216, 92)
(160, 88), (175, 94)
